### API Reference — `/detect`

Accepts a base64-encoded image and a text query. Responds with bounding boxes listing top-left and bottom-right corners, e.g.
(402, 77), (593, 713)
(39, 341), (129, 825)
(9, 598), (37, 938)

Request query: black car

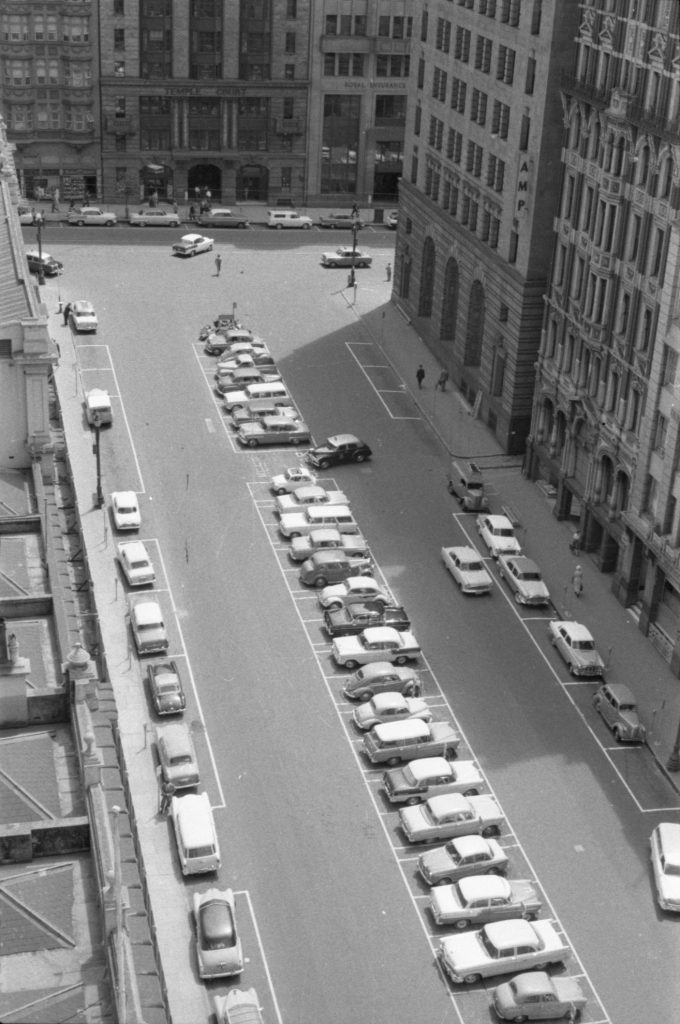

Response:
(306, 433), (372, 470)
(26, 250), (63, 276)
(324, 603), (410, 637)
(147, 660), (186, 715)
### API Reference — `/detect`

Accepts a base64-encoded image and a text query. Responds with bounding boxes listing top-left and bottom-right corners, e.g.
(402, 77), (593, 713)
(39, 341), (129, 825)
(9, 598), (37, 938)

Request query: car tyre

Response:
(612, 725), (622, 742)
(353, 453), (366, 463)
(406, 796), (420, 806)
(454, 919), (470, 930)
(77, 219), (85, 226)
(463, 973), (482, 985)
(395, 655), (409, 666)
(290, 436), (302, 445)
(303, 223), (311, 229)
(481, 825), (499, 837)
(514, 591), (523, 604)
(510, 1016), (528, 1024)
(313, 577), (328, 588)
(386, 756), (401, 767)
(247, 438), (259, 448)
(317, 459), (331, 470)
(105, 220), (115, 227)
(343, 659), (359, 670)
(463, 788), (479, 797)
(276, 223), (283, 229)
(357, 691), (373, 702)
(138, 221), (146, 227)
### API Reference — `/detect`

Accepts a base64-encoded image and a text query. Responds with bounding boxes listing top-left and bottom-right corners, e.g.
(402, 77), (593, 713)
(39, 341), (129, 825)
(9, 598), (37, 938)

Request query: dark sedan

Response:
(147, 660), (186, 715)
(324, 603), (410, 637)
(306, 434), (372, 470)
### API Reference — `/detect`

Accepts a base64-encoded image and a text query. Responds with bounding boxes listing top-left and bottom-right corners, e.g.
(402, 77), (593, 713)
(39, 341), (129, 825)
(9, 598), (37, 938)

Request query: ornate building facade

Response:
(525, 0), (680, 673)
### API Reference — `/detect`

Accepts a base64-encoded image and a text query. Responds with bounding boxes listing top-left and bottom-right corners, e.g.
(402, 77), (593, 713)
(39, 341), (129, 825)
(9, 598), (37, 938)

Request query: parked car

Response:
(67, 206), (117, 226)
(216, 366), (281, 395)
(129, 207), (180, 226)
(447, 459), (489, 511)
(232, 402), (299, 428)
(267, 209), (312, 229)
(117, 540), (156, 586)
(548, 620), (605, 677)
(399, 793), (504, 844)
(84, 388), (112, 426)
(18, 204), (34, 225)
(418, 835), (509, 886)
(270, 466), (317, 494)
(298, 550), (372, 588)
(279, 504), (359, 539)
(343, 662), (422, 702)
(429, 875), (542, 929)
(69, 300), (98, 333)
(172, 232), (214, 256)
(498, 555), (551, 606)
(192, 889), (243, 979)
(332, 626), (420, 669)
(441, 546), (493, 595)
(237, 416), (311, 448)
(130, 599), (169, 655)
(593, 682), (646, 741)
(319, 576), (390, 610)
(492, 971), (587, 1021)
(147, 660), (186, 715)
(476, 514), (522, 558)
(215, 988), (264, 1024)
(26, 250), (62, 276)
(437, 919), (569, 985)
(218, 351), (276, 372)
(196, 208), (249, 228)
(321, 247), (372, 268)
(204, 329), (266, 356)
(318, 212), (364, 229)
(363, 719), (460, 766)
(650, 822), (680, 912)
(324, 603), (409, 637)
(156, 721), (199, 789)
(382, 756), (483, 804)
(111, 491), (141, 531)
(353, 693), (432, 731)
(290, 527), (369, 563)
(275, 484), (348, 514)
(386, 210), (398, 229)
(306, 434), (372, 470)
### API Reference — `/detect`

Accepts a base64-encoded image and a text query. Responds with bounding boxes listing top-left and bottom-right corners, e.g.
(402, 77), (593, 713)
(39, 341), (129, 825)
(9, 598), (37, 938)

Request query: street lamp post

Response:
(36, 213), (45, 286)
(348, 215), (359, 289)
(92, 414), (104, 509)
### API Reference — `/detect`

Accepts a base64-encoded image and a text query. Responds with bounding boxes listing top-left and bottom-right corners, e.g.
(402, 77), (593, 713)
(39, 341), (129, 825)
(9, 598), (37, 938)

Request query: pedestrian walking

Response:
(416, 364), (425, 389)
(569, 530), (582, 554)
(159, 778), (176, 816)
(385, 262), (392, 282)
(189, 204), (195, 221)
(214, 253), (223, 276)
(62, 302), (72, 326)
(351, 201), (359, 217)
(572, 564), (584, 598)
(172, 200), (178, 214)
(436, 369), (449, 391)
(31, 207), (37, 224)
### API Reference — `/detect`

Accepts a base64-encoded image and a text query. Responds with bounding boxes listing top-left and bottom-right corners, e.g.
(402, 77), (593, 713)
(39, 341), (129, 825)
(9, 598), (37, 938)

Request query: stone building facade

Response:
(524, 1), (680, 672)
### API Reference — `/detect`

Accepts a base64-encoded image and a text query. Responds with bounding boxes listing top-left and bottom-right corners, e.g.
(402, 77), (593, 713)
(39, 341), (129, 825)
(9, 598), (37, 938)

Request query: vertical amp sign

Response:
(516, 158), (532, 218)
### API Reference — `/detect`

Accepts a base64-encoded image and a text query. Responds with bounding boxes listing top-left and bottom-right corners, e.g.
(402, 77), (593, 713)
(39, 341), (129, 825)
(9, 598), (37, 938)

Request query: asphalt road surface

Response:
(38, 230), (680, 1024)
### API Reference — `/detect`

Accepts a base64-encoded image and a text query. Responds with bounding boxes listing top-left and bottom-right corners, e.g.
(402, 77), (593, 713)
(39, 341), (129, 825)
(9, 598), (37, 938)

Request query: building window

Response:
(466, 141), (483, 177)
(375, 94), (407, 126)
(501, 0), (521, 25)
(649, 227), (665, 278)
(525, 57), (536, 95)
(447, 128), (463, 162)
(491, 100), (510, 139)
(114, 28), (125, 50)
(284, 64), (295, 80)
(115, 135), (127, 152)
(455, 27), (471, 62)
(285, 32), (295, 53)
(627, 213), (641, 264)
(476, 37), (493, 73)
(286, 0), (297, 16)
(4, 14), (29, 40)
(414, 106), (422, 137)
(115, 97), (126, 118)
(451, 78), (467, 113)
(436, 17), (451, 53)
(411, 153), (419, 184)
(497, 45), (515, 83)
(471, 89), (488, 125)
(63, 17), (89, 42)
(114, 61), (126, 76)
(654, 412), (668, 453)
(429, 117), (444, 151)
(281, 166), (292, 190)
(531, 0), (542, 34)
(376, 55), (410, 77)
(519, 114), (531, 151)
(421, 9), (429, 42)
(417, 58), (425, 90)
(663, 345), (679, 387)
(433, 67), (448, 102)
(114, 0), (125, 13)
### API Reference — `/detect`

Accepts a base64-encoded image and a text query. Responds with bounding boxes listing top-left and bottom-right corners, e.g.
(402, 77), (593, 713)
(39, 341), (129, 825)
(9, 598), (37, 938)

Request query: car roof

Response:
(293, 485), (326, 499)
(555, 620), (594, 641)
(261, 416), (302, 428)
(119, 540), (147, 556)
(373, 719), (430, 740)
(362, 626), (401, 642)
(308, 528), (341, 542)
(327, 433), (361, 446)
(180, 233), (203, 241)
(370, 693), (407, 710)
(457, 875), (510, 902)
(73, 300), (94, 311)
(450, 834), (493, 857)
(356, 662), (413, 681)
(447, 545), (481, 561)
(601, 681), (637, 702)
(113, 490), (138, 504)
(406, 756), (451, 778)
(504, 555), (540, 572)
(345, 577), (378, 592)
(428, 793), (469, 814)
(484, 514), (514, 529)
(133, 601), (162, 623)
(311, 549), (351, 565)
(484, 919), (536, 944)
(510, 971), (555, 998)
(656, 823), (680, 866)
(209, 208), (233, 214)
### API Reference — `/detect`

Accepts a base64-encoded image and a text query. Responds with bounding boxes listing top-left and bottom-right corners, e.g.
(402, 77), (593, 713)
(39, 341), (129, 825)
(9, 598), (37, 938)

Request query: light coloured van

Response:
(156, 722), (199, 790)
(362, 719), (460, 766)
(267, 209), (313, 229)
(279, 504), (359, 539)
(171, 792), (220, 875)
(447, 460), (489, 511)
(223, 381), (290, 412)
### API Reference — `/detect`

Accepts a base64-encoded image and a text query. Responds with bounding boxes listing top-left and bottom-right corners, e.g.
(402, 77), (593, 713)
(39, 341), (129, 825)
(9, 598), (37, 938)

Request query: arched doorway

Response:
(440, 257), (459, 341)
(188, 164), (222, 203)
(418, 237), (435, 317)
(236, 164), (268, 201)
(464, 280), (485, 366)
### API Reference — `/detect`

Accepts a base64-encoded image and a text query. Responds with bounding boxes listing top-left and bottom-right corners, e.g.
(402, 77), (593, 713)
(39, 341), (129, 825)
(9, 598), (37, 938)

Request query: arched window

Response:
(636, 145), (650, 186)
(657, 155), (674, 199)
(464, 280), (485, 367)
(440, 258), (459, 341)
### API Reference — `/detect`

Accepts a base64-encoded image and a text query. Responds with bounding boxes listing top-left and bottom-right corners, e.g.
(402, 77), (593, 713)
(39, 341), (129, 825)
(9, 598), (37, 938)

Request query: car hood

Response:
(439, 932), (484, 970)
(517, 579), (550, 599)
(332, 636), (362, 653)
(420, 846), (455, 876)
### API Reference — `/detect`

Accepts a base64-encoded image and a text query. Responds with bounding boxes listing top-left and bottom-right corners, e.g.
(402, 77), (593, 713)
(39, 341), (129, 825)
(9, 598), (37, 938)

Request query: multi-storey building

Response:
(1, 0), (408, 208)
(394, 0), (579, 454)
(526, 1), (680, 673)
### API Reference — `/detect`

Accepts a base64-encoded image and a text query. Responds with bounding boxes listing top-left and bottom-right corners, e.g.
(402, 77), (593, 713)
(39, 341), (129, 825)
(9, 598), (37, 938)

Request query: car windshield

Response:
(573, 639), (594, 650)
(158, 682), (178, 694)
(496, 528), (513, 537)
(619, 702), (636, 711)
(480, 931), (506, 959)
(130, 559), (149, 569)
(520, 572), (541, 580)
(466, 560), (484, 571)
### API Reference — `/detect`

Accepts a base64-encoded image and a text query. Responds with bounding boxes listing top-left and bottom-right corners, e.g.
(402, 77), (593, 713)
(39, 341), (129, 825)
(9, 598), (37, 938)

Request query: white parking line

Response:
(235, 889), (284, 1024)
(346, 342), (421, 421)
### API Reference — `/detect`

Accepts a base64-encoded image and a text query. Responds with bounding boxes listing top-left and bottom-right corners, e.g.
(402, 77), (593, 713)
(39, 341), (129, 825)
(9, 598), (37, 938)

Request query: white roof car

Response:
(289, 528), (369, 562)
(442, 546), (493, 595)
(69, 300), (98, 332)
(275, 484), (348, 514)
(85, 388), (112, 425)
(172, 233), (214, 256)
(130, 599), (169, 654)
(353, 693), (432, 731)
(67, 206), (117, 226)
(498, 555), (550, 606)
(267, 209), (313, 229)
(382, 756), (483, 804)
(129, 207), (181, 226)
(320, 576), (390, 609)
(111, 491), (141, 530)
(437, 919), (569, 985)
(270, 466), (317, 494)
(321, 247), (372, 268)
(650, 822), (680, 912)
(548, 620), (606, 677)
(417, 835), (509, 886)
(429, 875), (542, 928)
(117, 540), (156, 587)
(476, 514), (522, 558)
(215, 987), (264, 1024)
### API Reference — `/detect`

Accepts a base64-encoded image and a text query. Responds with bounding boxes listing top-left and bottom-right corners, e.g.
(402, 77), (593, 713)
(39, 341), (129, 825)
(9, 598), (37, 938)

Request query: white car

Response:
(418, 835), (509, 886)
(172, 233), (214, 256)
(275, 485), (348, 514)
(400, 793), (504, 844)
(129, 207), (180, 226)
(84, 388), (112, 426)
(548, 620), (606, 677)
(321, 246), (372, 268)
(111, 491), (141, 530)
(271, 466), (317, 494)
(442, 546), (493, 595)
(437, 919), (569, 985)
(319, 576), (390, 610)
(290, 528), (369, 562)
(215, 988), (264, 1024)
(69, 300), (98, 333)
(498, 555), (550, 605)
(67, 206), (117, 226)
(382, 756), (483, 804)
(476, 514), (522, 558)
(650, 822), (680, 912)
(130, 599), (169, 654)
(117, 541), (155, 587)
(429, 875), (542, 929)
(331, 626), (421, 669)
(353, 693), (432, 731)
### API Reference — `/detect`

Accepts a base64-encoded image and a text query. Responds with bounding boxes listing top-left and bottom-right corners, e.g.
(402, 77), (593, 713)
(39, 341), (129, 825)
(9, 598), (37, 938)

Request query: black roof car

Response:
(324, 603), (410, 637)
(147, 660), (186, 715)
(306, 434), (372, 470)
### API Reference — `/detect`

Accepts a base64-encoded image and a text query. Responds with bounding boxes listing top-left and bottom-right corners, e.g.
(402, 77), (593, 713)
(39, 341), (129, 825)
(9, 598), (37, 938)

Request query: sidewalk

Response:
(362, 297), (680, 790)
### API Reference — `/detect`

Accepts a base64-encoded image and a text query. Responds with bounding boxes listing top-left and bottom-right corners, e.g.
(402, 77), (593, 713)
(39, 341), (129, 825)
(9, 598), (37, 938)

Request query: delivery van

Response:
(447, 459), (489, 511)
(170, 792), (220, 875)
